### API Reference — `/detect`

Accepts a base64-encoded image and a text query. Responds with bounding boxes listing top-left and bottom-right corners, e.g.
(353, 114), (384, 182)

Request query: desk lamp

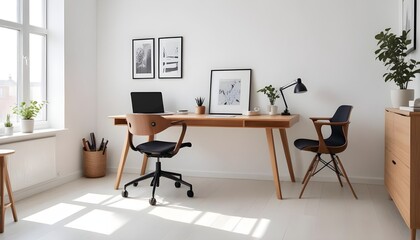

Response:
(279, 78), (307, 115)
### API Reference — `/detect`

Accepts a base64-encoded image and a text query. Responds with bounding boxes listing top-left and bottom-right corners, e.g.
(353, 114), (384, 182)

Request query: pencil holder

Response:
(83, 150), (107, 178)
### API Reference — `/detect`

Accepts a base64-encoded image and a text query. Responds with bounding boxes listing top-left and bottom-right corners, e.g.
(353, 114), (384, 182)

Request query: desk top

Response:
(109, 114), (299, 128)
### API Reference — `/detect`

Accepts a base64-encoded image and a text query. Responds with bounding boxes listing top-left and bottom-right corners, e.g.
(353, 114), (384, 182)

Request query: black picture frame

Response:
(209, 69), (252, 115)
(158, 36), (183, 79)
(132, 38), (155, 79)
(403, 0), (417, 53)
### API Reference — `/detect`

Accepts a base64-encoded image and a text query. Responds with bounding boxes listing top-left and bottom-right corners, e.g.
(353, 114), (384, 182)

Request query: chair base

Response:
(300, 153), (357, 199)
(122, 159), (194, 205)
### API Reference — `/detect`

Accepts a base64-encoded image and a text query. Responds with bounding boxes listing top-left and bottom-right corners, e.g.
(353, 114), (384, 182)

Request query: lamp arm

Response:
(280, 79), (297, 91)
(280, 88), (289, 112)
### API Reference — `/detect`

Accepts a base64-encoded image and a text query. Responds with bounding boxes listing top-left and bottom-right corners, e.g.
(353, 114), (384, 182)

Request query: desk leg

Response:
(279, 129), (296, 182)
(265, 128), (282, 200)
(114, 129), (130, 190)
(140, 135), (154, 175)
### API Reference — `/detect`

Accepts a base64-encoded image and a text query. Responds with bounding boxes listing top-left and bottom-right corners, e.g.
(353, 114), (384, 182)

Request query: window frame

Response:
(0, 0), (48, 130)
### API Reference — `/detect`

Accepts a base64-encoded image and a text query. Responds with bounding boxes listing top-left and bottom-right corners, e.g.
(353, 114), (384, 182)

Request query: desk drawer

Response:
(385, 150), (411, 226)
(393, 113), (410, 167)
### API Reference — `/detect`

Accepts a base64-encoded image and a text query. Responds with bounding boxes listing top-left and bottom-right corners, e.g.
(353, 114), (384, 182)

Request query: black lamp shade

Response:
(294, 78), (307, 93)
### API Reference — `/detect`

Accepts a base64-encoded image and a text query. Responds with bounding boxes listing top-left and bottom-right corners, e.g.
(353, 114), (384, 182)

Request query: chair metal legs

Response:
(122, 158), (194, 205)
(299, 153), (357, 199)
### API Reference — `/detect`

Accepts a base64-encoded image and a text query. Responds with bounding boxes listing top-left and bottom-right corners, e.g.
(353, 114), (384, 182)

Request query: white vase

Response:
(4, 127), (13, 136)
(268, 105), (278, 115)
(21, 119), (34, 133)
(390, 89), (414, 108)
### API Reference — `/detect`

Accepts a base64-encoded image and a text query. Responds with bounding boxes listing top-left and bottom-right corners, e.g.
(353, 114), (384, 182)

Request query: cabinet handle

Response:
(392, 160), (396, 165)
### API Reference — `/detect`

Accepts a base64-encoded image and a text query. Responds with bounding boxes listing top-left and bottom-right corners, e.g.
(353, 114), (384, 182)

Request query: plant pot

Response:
(4, 127), (13, 136)
(196, 106), (205, 114)
(21, 119), (34, 133)
(391, 89), (414, 108)
(268, 105), (278, 115)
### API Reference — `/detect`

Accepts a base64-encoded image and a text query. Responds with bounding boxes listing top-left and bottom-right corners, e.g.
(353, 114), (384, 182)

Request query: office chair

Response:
(121, 114), (194, 205)
(294, 105), (358, 199)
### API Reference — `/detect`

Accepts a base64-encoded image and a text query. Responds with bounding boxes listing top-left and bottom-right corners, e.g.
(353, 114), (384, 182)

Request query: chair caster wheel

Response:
(122, 190), (128, 198)
(175, 181), (181, 188)
(149, 197), (157, 206)
(187, 190), (194, 198)
(133, 182), (138, 187)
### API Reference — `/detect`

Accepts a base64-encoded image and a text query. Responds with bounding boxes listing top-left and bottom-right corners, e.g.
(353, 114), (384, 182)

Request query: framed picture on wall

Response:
(402, 0), (417, 53)
(158, 36), (183, 78)
(209, 69), (251, 115)
(132, 38), (155, 79)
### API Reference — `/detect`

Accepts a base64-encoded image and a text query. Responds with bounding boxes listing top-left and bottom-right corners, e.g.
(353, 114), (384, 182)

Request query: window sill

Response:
(0, 128), (67, 145)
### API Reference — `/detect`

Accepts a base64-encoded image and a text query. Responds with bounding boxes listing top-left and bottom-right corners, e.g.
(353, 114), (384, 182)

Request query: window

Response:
(0, 0), (47, 125)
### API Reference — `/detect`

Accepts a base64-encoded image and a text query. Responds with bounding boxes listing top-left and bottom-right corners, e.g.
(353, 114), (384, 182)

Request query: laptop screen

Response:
(131, 92), (165, 113)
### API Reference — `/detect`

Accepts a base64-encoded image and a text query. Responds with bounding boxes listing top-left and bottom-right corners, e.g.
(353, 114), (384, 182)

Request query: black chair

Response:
(294, 105), (357, 199)
(121, 114), (194, 205)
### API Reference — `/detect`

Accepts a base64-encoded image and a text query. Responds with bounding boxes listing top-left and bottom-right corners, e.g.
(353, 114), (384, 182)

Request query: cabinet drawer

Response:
(385, 150), (411, 226)
(393, 113), (410, 167)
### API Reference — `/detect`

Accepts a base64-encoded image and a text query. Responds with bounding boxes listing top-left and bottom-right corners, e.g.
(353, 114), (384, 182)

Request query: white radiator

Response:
(1, 137), (56, 191)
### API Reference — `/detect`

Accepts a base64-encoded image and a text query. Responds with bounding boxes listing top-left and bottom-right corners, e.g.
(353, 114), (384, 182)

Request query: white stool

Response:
(0, 150), (17, 233)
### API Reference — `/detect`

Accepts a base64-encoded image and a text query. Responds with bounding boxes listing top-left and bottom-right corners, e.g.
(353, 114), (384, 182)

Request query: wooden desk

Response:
(110, 114), (299, 199)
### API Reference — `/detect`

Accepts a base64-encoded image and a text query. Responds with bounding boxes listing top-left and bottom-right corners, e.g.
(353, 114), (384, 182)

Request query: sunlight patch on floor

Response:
(107, 198), (150, 211)
(148, 205), (202, 223)
(73, 193), (114, 204)
(195, 211), (258, 235)
(65, 209), (128, 235)
(252, 218), (271, 238)
(23, 203), (85, 225)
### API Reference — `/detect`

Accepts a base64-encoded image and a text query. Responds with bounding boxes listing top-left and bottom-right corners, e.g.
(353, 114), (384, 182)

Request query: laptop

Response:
(130, 92), (173, 115)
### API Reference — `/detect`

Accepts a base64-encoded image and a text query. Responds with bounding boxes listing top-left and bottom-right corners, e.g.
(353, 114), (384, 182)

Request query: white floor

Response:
(0, 173), (415, 240)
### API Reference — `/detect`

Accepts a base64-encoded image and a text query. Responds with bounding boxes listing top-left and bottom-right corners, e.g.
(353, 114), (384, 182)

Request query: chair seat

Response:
(294, 137), (346, 153)
(137, 141), (192, 157)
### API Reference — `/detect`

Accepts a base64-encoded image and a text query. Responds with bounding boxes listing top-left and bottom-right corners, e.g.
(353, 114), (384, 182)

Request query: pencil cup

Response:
(83, 150), (107, 178)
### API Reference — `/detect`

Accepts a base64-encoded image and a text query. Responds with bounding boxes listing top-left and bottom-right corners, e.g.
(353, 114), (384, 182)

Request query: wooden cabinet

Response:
(385, 108), (420, 240)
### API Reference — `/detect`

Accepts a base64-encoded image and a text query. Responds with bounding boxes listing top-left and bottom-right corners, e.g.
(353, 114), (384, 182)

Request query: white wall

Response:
(54, 0), (97, 178)
(96, 0), (398, 183)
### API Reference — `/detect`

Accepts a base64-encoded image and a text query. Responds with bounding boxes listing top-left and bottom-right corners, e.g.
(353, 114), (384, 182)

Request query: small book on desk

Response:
(399, 106), (420, 112)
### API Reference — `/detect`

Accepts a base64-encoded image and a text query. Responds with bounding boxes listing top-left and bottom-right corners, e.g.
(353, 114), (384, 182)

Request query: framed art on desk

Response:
(132, 38), (155, 79)
(209, 69), (251, 115)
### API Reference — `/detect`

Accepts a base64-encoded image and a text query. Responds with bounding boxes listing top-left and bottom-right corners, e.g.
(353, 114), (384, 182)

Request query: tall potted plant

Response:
(375, 28), (420, 107)
(12, 100), (45, 133)
(257, 85), (279, 115)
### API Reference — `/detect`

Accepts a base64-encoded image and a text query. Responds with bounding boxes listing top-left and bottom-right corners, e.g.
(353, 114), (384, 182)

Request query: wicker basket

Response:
(83, 150), (107, 178)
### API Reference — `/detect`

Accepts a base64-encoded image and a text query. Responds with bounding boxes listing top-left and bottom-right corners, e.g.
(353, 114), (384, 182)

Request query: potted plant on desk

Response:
(12, 100), (46, 133)
(195, 97), (205, 114)
(257, 85), (279, 115)
(375, 28), (420, 107)
(4, 114), (13, 136)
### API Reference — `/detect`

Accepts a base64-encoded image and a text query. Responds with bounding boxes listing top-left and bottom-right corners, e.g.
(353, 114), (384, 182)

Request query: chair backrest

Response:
(328, 105), (353, 147)
(126, 114), (171, 136)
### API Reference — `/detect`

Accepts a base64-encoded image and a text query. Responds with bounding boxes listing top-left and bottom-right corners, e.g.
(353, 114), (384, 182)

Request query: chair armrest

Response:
(127, 131), (137, 151)
(170, 121), (188, 155)
(312, 120), (350, 152)
(170, 120), (185, 126)
(310, 117), (331, 121)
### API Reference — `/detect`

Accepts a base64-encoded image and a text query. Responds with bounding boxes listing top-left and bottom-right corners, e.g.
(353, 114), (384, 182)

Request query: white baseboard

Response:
(11, 171), (82, 201)
(107, 167), (384, 185)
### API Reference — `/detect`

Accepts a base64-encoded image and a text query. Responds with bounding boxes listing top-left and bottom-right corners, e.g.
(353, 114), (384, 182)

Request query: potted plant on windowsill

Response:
(195, 97), (205, 114)
(12, 100), (46, 133)
(257, 85), (279, 115)
(375, 28), (420, 107)
(4, 114), (13, 136)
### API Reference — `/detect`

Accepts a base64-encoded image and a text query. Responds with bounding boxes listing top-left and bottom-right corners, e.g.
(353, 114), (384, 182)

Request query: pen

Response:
(102, 140), (109, 155)
(82, 138), (90, 151)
